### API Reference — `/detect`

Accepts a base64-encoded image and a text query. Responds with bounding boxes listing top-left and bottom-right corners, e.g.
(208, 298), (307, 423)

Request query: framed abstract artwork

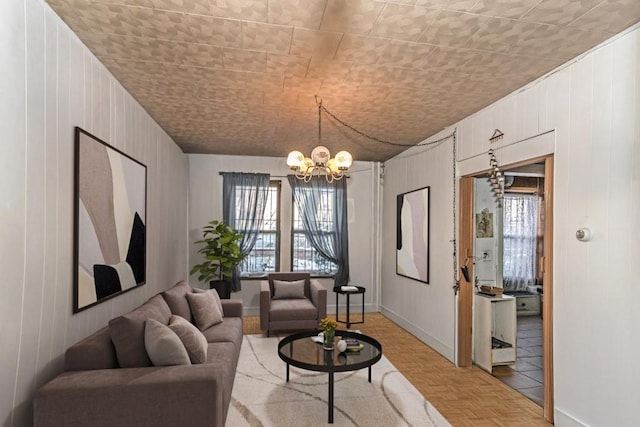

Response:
(396, 186), (430, 284)
(73, 127), (147, 313)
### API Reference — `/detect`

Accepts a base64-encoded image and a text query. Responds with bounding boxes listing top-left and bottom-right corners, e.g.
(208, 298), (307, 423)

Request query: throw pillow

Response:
(186, 291), (224, 331)
(109, 294), (172, 368)
(192, 287), (224, 318)
(161, 281), (193, 320)
(144, 319), (191, 366)
(168, 315), (208, 364)
(272, 279), (306, 299)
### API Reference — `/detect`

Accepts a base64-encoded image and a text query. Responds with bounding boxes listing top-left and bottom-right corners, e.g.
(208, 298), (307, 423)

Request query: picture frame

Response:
(73, 127), (147, 313)
(396, 186), (430, 284)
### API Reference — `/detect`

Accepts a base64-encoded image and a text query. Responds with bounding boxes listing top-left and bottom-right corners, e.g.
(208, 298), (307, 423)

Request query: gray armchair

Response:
(260, 272), (327, 336)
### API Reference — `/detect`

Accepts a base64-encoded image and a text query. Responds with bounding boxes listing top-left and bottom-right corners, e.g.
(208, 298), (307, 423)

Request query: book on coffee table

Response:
(344, 338), (364, 352)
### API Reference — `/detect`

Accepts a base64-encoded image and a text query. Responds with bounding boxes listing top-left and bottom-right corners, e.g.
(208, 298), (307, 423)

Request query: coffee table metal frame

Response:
(277, 330), (382, 424)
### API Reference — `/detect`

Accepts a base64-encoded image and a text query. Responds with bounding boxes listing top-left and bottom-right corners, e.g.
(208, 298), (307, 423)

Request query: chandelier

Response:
(286, 98), (352, 182)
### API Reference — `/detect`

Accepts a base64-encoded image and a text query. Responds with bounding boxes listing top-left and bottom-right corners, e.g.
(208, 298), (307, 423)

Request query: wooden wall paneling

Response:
(602, 33), (637, 421)
(537, 78), (550, 132)
(18, 1), (47, 420)
(523, 84), (540, 138)
(49, 16), (65, 376)
(498, 95), (516, 148)
(0, 0), (27, 424)
(560, 58), (592, 407)
(458, 119), (472, 160)
(55, 19), (73, 358)
(588, 41), (613, 370)
(39, 8), (59, 387)
(99, 62), (110, 140)
(471, 114), (484, 158)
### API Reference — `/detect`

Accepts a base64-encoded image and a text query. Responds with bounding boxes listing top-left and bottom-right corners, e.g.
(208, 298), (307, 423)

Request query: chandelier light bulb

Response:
(287, 151), (304, 169)
(300, 157), (314, 173)
(311, 146), (330, 165)
(334, 151), (353, 169)
(326, 158), (339, 173)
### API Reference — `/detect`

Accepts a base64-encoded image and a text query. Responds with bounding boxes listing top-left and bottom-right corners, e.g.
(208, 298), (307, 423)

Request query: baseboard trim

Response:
(555, 408), (588, 427)
(380, 306), (455, 363)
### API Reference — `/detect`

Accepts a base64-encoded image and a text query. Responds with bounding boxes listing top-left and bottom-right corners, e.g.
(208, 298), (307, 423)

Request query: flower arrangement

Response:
(319, 317), (338, 350)
(320, 317), (338, 334)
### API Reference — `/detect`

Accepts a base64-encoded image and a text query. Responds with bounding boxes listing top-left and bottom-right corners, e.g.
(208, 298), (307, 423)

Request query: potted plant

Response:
(190, 220), (244, 298)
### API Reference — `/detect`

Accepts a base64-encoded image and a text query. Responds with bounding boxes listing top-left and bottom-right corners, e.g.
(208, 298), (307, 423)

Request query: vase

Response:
(323, 330), (335, 350)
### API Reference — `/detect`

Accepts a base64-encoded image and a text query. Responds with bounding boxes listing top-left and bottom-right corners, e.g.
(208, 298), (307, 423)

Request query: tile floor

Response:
(492, 315), (544, 406)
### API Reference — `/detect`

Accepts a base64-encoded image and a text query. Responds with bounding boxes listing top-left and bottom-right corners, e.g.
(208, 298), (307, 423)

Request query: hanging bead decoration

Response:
(488, 149), (504, 206)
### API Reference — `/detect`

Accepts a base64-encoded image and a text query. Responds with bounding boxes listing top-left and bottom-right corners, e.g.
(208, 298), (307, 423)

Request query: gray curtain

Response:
(222, 172), (270, 292)
(288, 176), (350, 286)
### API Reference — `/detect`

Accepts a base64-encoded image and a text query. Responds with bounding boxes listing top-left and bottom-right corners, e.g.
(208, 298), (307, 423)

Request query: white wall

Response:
(188, 154), (380, 316)
(384, 25), (640, 427)
(381, 135), (458, 361)
(0, 0), (189, 425)
(473, 178), (502, 288)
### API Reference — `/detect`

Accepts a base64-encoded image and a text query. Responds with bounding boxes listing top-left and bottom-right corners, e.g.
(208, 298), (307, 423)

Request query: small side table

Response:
(334, 285), (365, 328)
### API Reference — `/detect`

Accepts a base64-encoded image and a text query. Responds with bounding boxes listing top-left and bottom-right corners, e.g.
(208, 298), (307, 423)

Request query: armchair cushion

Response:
(268, 272), (311, 298)
(260, 273), (327, 334)
(272, 279), (306, 299)
(269, 299), (318, 322)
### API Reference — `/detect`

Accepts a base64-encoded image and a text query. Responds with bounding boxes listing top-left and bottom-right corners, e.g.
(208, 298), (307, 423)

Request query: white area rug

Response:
(227, 334), (451, 427)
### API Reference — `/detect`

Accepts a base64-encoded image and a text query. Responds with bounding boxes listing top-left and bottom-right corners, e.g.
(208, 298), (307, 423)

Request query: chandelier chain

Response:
(319, 104), (452, 148)
(318, 98), (322, 145)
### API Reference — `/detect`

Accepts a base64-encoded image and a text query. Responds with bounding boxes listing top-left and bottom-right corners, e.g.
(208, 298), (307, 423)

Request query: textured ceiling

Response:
(47, 0), (640, 162)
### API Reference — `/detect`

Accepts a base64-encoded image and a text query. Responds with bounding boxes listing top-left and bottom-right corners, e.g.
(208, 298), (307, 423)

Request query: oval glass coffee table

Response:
(277, 330), (382, 424)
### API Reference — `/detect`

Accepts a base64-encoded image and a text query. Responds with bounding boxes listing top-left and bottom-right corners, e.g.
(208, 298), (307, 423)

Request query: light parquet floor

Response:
(242, 313), (550, 427)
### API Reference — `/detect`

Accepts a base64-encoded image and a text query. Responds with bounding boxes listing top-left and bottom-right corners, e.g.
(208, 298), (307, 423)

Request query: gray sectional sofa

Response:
(33, 281), (243, 427)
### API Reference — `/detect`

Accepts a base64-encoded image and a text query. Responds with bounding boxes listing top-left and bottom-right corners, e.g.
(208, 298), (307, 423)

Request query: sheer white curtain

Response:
(503, 194), (538, 292)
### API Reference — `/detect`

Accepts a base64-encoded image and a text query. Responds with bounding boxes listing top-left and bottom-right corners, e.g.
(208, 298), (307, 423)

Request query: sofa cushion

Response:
(206, 341), (240, 420)
(186, 291), (224, 331)
(272, 279), (306, 299)
(108, 294), (172, 368)
(64, 326), (118, 372)
(144, 319), (191, 366)
(200, 317), (243, 347)
(168, 315), (208, 364)
(161, 281), (193, 320)
(269, 299), (318, 322)
(192, 287), (224, 317)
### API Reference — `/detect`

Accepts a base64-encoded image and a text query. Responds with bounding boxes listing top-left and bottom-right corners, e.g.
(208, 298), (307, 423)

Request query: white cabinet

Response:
(474, 294), (516, 373)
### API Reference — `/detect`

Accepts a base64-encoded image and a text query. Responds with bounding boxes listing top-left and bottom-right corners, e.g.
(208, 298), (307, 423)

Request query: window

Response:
(239, 182), (280, 277)
(502, 193), (538, 291)
(291, 187), (338, 276)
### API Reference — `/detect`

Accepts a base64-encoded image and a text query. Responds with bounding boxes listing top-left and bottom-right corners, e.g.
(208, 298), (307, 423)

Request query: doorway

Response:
(492, 164), (545, 405)
(457, 155), (554, 423)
